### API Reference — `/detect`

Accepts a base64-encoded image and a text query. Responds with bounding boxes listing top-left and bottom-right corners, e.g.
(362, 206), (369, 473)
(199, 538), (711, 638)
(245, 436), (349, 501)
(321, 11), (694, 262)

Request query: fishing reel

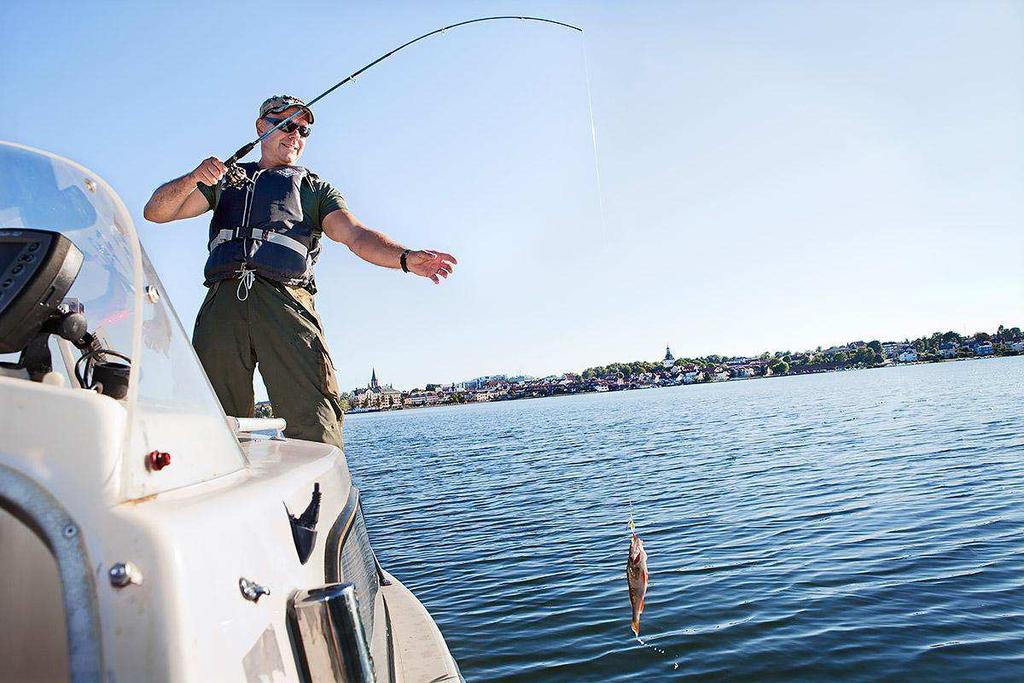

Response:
(213, 140), (258, 191)
(222, 163), (250, 190)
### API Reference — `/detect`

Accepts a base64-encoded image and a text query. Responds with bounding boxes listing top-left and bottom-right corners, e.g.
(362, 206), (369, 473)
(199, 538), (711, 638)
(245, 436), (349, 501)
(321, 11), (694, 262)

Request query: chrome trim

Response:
(288, 583), (375, 683)
(326, 489), (390, 588)
(324, 485), (361, 582)
(108, 561), (143, 588)
(0, 463), (103, 682)
(382, 591), (396, 683)
(239, 577), (271, 603)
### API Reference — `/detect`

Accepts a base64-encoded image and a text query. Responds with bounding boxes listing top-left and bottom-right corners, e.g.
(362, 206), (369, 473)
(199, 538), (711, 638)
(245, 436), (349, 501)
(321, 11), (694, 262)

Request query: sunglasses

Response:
(263, 116), (312, 138)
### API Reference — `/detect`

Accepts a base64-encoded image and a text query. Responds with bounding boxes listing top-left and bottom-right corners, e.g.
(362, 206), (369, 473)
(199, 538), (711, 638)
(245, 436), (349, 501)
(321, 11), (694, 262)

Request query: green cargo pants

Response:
(192, 276), (344, 449)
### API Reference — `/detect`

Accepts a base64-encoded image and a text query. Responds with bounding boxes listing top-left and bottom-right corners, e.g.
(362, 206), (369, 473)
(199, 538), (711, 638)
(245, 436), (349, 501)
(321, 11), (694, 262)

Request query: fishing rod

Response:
(219, 15), (583, 187)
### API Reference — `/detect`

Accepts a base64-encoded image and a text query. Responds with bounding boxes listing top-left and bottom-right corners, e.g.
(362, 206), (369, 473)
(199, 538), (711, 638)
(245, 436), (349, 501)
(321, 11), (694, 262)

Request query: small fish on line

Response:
(626, 531), (649, 636)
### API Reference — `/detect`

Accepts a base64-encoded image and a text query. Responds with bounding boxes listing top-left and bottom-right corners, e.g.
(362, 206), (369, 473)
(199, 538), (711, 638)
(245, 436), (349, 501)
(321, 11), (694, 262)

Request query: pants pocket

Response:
(193, 282), (221, 333)
(311, 335), (341, 401)
(274, 283), (325, 334)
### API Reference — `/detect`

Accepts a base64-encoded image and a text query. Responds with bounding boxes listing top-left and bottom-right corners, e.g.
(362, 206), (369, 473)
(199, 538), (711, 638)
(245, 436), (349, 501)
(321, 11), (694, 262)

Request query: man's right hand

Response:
(144, 159), (222, 223)
(189, 157), (227, 186)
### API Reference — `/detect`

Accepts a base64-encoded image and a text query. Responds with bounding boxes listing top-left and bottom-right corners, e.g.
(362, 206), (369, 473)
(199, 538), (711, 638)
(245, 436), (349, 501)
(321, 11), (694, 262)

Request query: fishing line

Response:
(580, 33), (608, 240)
(575, 33), (632, 571)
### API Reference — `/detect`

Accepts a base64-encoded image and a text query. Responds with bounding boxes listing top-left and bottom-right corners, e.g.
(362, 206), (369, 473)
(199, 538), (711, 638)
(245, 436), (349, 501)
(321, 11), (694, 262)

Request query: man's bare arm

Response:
(323, 208), (457, 284)
(143, 157), (226, 223)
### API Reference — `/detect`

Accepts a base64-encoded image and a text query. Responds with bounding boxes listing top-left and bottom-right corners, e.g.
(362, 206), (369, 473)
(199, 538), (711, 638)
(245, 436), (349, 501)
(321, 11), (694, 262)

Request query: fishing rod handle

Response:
(225, 141), (257, 166)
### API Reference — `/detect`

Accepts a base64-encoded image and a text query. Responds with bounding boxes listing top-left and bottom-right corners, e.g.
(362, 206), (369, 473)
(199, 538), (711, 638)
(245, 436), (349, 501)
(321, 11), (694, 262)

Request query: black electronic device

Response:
(0, 228), (83, 354)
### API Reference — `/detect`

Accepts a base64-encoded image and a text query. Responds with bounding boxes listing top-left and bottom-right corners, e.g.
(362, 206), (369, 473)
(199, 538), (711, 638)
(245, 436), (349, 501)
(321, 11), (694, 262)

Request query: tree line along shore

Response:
(252, 325), (1022, 416)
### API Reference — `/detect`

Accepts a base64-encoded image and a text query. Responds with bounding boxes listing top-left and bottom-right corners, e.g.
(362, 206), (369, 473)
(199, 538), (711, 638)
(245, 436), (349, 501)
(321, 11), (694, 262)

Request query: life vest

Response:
(204, 163), (320, 290)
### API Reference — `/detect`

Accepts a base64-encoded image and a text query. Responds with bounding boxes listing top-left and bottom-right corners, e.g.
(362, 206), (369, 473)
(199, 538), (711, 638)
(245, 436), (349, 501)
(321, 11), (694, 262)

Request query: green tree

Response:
(769, 359), (789, 375)
(867, 340), (882, 353)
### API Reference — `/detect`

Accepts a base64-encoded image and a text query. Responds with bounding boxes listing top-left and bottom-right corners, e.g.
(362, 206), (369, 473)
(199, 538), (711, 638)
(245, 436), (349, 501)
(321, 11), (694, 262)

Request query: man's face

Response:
(257, 106), (312, 166)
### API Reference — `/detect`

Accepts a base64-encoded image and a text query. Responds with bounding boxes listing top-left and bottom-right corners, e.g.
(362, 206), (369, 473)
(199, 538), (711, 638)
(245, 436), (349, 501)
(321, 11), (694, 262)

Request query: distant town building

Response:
(343, 326), (1013, 411)
(464, 374), (509, 390)
(403, 391), (441, 408)
(353, 368), (402, 410)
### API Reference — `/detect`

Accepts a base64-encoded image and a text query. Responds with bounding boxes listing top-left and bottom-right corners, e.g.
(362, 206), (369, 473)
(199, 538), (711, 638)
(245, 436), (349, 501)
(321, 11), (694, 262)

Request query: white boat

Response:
(0, 142), (462, 683)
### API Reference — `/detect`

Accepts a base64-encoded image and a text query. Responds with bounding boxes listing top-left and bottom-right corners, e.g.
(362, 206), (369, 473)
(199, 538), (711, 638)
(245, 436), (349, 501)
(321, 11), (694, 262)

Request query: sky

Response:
(2, 1), (1022, 395)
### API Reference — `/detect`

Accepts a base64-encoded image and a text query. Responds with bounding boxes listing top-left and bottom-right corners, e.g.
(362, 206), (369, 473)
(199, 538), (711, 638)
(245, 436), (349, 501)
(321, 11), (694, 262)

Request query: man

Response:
(144, 95), (455, 448)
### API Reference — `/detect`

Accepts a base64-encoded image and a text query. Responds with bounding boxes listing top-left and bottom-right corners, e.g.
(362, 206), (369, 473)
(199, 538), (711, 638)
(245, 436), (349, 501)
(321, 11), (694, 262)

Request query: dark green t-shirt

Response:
(197, 167), (348, 236)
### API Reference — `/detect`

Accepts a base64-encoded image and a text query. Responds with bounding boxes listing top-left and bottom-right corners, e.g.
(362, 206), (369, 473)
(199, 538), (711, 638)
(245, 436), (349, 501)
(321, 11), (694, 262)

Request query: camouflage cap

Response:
(259, 94), (314, 124)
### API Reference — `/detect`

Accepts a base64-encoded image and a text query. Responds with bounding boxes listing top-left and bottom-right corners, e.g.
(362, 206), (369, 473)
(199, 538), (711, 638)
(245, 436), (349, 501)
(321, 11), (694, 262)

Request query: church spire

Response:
(370, 368), (380, 390)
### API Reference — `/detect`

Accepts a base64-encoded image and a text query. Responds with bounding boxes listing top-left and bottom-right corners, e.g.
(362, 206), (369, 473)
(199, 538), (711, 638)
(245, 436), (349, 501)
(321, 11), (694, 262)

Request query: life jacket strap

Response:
(209, 229), (235, 251)
(249, 229), (308, 257)
(208, 228), (308, 258)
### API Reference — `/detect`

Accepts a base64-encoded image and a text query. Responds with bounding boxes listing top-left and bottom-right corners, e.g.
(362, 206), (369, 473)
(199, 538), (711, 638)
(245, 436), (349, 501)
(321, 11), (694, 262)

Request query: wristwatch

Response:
(400, 249), (411, 273)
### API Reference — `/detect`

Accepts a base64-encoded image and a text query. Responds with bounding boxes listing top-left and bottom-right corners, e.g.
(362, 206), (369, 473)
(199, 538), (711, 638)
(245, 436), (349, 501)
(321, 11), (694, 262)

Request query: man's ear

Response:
(255, 118), (266, 135)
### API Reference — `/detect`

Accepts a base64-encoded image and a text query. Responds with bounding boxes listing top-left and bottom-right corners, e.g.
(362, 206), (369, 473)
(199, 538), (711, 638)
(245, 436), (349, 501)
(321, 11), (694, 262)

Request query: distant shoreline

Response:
(345, 353), (1019, 416)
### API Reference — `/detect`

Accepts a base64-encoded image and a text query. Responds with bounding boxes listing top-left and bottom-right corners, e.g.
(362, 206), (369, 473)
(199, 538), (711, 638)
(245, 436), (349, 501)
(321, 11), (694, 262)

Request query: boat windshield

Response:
(0, 142), (245, 500)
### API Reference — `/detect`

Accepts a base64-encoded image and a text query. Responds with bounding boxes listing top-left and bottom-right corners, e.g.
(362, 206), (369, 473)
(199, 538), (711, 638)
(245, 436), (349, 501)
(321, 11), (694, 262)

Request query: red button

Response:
(146, 451), (172, 471)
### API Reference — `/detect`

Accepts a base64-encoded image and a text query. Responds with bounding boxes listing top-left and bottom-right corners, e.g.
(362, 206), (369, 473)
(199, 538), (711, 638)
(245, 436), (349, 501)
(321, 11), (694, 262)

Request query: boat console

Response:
(0, 228), (83, 353)
(0, 228), (132, 397)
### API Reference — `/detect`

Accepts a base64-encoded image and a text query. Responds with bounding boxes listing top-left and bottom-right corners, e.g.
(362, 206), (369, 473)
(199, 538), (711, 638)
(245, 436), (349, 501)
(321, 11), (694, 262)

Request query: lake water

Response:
(345, 358), (1024, 681)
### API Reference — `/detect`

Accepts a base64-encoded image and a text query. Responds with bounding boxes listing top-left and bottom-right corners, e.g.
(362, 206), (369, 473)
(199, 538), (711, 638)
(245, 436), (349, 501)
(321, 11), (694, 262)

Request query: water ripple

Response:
(347, 358), (1024, 681)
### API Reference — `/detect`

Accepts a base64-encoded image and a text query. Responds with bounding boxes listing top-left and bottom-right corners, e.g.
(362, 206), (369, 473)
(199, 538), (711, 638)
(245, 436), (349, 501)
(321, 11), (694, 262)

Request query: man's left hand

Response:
(407, 250), (457, 284)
